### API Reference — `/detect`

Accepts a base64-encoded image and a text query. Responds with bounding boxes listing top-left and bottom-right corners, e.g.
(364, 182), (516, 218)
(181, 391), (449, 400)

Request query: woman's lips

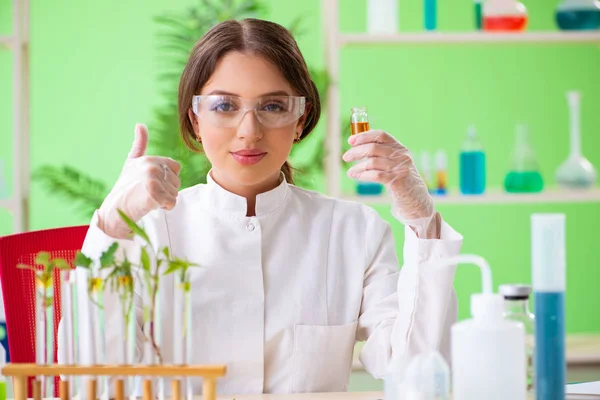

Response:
(231, 150), (267, 166)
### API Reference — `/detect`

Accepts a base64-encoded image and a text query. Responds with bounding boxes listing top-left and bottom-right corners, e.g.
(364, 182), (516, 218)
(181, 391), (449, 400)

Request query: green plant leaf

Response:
(35, 252), (51, 266)
(141, 247), (151, 272)
(32, 165), (107, 218)
(74, 251), (93, 268)
(17, 264), (37, 272)
(100, 242), (119, 269)
(117, 209), (151, 244)
(52, 258), (71, 270)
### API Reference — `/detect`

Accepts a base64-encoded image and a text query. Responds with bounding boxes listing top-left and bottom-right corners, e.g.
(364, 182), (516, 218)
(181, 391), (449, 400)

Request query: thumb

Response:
(128, 123), (149, 159)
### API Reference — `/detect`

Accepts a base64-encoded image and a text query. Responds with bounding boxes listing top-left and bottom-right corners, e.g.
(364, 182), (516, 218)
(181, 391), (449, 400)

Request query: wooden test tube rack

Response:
(1, 364), (227, 400)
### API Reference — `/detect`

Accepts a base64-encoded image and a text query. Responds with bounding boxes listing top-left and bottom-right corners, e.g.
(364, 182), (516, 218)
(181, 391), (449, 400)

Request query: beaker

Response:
(483, 0), (528, 31)
(555, 91), (597, 189)
(556, 0), (600, 30)
(504, 125), (544, 193)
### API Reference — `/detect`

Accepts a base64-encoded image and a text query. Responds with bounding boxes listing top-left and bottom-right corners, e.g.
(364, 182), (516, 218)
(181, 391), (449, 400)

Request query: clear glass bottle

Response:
(460, 125), (486, 195)
(499, 284), (535, 393)
(504, 125), (544, 193)
(350, 107), (383, 196)
(556, 0), (600, 30)
(483, 0), (528, 31)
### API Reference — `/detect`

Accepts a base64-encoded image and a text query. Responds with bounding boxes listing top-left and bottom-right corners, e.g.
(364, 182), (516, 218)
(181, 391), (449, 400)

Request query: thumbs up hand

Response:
(97, 124), (182, 239)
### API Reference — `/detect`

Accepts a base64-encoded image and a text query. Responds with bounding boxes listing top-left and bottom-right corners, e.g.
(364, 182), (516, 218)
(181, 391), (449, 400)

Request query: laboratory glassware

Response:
(504, 125), (544, 193)
(460, 125), (486, 195)
(500, 284), (535, 392)
(532, 214), (566, 400)
(555, 91), (597, 189)
(556, 0), (600, 30)
(483, 0), (528, 31)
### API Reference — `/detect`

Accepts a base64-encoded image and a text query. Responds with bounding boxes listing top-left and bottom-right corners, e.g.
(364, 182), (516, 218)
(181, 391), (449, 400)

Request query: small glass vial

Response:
(350, 107), (370, 135)
(483, 0), (528, 31)
(499, 284), (535, 393)
(350, 107), (382, 195)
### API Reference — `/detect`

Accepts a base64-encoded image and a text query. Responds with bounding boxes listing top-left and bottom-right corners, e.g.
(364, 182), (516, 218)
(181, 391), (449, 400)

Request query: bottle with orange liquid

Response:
(350, 107), (383, 196)
(483, 0), (528, 31)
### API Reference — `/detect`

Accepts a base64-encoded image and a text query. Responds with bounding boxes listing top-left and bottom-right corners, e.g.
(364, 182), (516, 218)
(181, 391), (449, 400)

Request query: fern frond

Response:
(33, 165), (108, 218)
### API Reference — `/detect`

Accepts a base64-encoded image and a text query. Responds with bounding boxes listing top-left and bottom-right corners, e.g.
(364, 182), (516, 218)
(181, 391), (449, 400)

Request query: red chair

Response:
(0, 225), (89, 396)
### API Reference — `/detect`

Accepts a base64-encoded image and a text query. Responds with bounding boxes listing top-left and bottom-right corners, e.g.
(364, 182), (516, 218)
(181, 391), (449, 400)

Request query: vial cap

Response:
(499, 284), (531, 299)
(350, 106), (367, 114)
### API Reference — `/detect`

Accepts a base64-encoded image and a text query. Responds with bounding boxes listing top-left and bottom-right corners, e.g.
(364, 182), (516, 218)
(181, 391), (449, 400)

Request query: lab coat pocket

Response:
(292, 320), (358, 393)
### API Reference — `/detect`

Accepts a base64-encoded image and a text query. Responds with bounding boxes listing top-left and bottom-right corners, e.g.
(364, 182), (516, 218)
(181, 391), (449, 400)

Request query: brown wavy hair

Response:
(177, 18), (321, 184)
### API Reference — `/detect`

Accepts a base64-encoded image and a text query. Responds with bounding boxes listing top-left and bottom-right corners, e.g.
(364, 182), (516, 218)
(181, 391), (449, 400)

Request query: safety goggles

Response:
(192, 95), (306, 128)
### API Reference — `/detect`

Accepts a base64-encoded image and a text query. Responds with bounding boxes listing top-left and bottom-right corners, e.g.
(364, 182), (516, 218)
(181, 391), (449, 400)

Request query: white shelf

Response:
(338, 31), (600, 45)
(342, 188), (600, 206)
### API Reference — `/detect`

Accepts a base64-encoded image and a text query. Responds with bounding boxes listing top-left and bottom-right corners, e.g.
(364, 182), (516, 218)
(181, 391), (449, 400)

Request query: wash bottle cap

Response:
(532, 214), (566, 292)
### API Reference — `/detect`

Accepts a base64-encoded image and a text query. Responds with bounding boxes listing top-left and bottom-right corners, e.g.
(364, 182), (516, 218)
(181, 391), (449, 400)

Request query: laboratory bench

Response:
(218, 391), (597, 400)
(349, 334), (600, 391)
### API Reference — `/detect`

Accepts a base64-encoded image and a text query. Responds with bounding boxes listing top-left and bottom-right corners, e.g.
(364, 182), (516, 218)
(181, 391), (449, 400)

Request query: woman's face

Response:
(189, 51), (305, 194)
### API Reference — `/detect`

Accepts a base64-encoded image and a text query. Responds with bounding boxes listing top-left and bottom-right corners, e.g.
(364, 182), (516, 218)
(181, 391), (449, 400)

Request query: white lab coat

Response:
(62, 173), (463, 395)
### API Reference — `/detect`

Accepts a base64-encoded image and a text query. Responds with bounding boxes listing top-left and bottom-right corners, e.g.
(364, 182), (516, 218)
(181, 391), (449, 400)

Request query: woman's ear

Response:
(188, 109), (198, 132)
(188, 108), (201, 139)
(296, 104), (310, 136)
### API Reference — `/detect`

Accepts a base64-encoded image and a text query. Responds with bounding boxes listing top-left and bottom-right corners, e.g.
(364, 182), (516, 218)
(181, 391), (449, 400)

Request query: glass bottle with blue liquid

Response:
(350, 107), (383, 196)
(556, 0), (600, 30)
(459, 125), (486, 195)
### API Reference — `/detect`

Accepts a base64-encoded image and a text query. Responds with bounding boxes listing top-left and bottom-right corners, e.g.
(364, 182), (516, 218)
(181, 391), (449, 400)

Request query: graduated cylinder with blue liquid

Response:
(531, 214), (566, 400)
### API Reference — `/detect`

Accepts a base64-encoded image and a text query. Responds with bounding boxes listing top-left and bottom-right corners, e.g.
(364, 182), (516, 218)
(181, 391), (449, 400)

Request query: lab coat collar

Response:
(205, 170), (290, 218)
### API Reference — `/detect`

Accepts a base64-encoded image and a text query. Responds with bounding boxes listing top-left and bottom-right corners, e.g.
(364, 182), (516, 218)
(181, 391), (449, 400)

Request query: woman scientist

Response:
(67, 18), (462, 395)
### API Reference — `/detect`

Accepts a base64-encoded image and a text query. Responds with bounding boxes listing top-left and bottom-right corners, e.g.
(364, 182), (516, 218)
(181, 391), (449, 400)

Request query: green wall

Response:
(0, 0), (599, 333)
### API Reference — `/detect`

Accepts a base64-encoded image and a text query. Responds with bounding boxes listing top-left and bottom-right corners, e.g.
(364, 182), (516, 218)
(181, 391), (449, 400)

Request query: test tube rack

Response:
(1, 363), (227, 400)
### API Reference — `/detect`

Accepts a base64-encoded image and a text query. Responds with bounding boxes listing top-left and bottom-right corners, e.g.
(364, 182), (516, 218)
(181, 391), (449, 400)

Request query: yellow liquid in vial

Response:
(351, 122), (370, 135)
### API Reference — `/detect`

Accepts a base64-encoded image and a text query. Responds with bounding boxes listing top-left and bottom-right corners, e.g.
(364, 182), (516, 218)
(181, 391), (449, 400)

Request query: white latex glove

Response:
(342, 130), (436, 237)
(97, 124), (181, 239)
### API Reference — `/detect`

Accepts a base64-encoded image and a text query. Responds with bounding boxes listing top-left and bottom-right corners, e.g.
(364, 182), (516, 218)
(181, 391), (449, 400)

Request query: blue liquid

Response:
(425, 0), (437, 30)
(534, 291), (565, 400)
(357, 182), (383, 195)
(556, 9), (600, 30)
(459, 151), (486, 195)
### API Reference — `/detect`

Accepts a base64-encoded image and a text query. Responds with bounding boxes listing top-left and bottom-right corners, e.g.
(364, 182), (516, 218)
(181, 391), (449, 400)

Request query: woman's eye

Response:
(211, 101), (237, 112)
(262, 102), (285, 112)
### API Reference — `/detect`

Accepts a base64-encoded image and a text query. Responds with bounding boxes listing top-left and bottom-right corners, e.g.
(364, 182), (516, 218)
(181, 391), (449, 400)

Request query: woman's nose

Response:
(236, 110), (262, 141)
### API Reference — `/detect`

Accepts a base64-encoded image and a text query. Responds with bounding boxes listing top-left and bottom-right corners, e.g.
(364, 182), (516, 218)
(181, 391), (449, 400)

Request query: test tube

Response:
(60, 270), (75, 396)
(531, 214), (566, 400)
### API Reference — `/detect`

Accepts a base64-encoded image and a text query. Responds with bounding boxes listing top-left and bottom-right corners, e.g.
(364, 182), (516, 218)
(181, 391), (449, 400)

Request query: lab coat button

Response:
(247, 223), (255, 232)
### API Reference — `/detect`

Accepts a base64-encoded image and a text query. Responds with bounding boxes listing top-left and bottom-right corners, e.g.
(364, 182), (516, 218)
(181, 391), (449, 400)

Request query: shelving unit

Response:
(339, 31), (600, 45)
(0, 0), (30, 233)
(322, 0), (600, 205)
(342, 187), (600, 206)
